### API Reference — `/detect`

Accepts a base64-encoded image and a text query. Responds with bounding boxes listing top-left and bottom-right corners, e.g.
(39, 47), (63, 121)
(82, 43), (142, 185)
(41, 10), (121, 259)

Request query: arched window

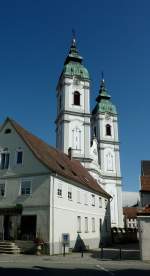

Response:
(106, 124), (111, 136)
(73, 91), (80, 105)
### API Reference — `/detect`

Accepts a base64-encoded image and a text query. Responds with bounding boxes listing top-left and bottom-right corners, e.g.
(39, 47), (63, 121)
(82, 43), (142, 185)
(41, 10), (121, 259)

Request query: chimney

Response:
(68, 147), (72, 160)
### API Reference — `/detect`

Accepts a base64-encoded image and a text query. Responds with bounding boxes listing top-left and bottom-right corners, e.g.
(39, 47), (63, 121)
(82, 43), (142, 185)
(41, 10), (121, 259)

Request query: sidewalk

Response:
(0, 244), (140, 265)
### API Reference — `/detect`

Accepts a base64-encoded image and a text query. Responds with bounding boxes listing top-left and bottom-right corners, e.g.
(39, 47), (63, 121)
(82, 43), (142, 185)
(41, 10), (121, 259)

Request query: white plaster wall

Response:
(0, 121), (49, 177)
(138, 216), (150, 261)
(49, 175), (111, 254)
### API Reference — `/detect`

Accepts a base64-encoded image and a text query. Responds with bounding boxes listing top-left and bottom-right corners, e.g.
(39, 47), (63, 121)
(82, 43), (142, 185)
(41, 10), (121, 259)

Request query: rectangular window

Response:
(77, 190), (81, 203)
(21, 179), (32, 195)
(57, 188), (62, 197)
(57, 183), (62, 197)
(0, 183), (5, 197)
(68, 186), (72, 200)
(92, 217), (95, 232)
(0, 153), (10, 169)
(16, 151), (23, 164)
(84, 193), (88, 205)
(105, 199), (107, 208)
(91, 194), (95, 206)
(85, 217), (88, 233)
(77, 216), (81, 232)
(99, 197), (102, 208)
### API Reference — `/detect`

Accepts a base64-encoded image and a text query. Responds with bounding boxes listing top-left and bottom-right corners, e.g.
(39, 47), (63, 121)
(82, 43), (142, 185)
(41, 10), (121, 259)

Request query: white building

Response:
(56, 36), (123, 227)
(0, 117), (111, 254)
(122, 191), (140, 207)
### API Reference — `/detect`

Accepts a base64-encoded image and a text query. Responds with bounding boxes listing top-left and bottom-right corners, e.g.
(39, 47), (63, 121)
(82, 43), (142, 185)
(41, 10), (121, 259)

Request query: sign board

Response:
(62, 233), (70, 246)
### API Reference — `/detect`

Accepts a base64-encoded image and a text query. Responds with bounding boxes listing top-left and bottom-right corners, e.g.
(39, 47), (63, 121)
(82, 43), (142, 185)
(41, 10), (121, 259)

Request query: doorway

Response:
(4, 215), (11, 240)
(20, 215), (36, 240)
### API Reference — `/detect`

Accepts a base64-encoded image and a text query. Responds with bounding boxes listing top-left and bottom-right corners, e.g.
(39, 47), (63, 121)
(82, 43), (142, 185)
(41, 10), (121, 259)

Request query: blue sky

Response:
(0, 0), (150, 192)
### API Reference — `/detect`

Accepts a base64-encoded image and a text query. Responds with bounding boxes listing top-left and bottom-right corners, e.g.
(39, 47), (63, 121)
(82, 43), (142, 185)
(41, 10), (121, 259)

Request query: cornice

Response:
(98, 140), (120, 145)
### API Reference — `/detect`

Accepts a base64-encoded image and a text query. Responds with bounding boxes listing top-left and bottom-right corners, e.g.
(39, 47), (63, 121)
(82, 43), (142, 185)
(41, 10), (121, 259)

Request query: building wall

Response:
(0, 121), (49, 177)
(140, 192), (150, 207)
(138, 216), (150, 261)
(49, 175), (111, 254)
(0, 121), (51, 241)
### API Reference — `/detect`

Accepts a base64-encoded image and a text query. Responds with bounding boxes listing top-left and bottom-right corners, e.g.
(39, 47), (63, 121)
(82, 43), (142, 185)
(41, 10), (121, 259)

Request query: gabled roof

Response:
(1, 118), (110, 198)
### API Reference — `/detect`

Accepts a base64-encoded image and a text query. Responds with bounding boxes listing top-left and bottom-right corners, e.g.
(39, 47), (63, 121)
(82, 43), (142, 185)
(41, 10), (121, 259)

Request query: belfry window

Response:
(73, 91), (80, 105)
(106, 124), (111, 136)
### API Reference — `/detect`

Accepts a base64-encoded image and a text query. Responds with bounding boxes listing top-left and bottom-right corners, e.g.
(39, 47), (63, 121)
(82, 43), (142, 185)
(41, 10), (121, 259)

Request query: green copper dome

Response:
(63, 62), (89, 79)
(92, 79), (117, 115)
(62, 37), (90, 80)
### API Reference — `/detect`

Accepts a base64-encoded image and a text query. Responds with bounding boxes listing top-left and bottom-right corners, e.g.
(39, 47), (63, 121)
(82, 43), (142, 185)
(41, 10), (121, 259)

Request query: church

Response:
(56, 36), (123, 228)
(0, 36), (123, 255)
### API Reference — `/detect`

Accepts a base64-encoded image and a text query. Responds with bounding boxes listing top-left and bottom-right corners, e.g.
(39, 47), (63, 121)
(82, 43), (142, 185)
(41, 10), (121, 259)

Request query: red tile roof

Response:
(141, 160), (150, 176)
(141, 176), (150, 192)
(123, 207), (138, 219)
(137, 205), (150, 216)
(4, 118), (110, 198)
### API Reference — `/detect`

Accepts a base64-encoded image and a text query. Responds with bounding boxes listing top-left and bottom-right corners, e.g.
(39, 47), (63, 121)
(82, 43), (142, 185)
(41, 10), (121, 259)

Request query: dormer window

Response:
(73, 91), (80, 105)
(106, 124), (111, 136)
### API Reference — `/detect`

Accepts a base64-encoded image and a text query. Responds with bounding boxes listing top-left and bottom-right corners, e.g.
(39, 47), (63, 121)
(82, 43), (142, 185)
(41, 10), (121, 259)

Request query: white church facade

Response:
(56, 37), (123, 228)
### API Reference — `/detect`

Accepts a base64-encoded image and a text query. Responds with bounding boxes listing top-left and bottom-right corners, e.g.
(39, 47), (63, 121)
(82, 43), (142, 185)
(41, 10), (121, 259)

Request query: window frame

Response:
(106, 124), (111, 136)
(84, 217), (88, 233)
(73, 91), (80, 106)
(68, 186), (72, 200)
(91, 194), (95, 206)
(16, 149), (23, 166)
(92, 217), (95, 232)
(0, 182), (6, 197)
(20, 179), (32, 196)
(77, 216), (81, 233)
(99, 197), (102, 208)
(0, 150), (10, 170)
(57, 182), (62, 197)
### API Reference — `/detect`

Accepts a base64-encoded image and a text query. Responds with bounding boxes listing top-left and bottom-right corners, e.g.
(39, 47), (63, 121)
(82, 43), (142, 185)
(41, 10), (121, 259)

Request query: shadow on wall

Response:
(73, 234), (87, 252)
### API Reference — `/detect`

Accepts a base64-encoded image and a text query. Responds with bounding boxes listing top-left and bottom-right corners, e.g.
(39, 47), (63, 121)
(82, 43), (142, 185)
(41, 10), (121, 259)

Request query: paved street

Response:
(0, 248), (150, 276)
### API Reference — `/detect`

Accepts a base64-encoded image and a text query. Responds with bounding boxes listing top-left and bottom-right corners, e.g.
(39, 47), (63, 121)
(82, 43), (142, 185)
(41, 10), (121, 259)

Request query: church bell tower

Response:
(91, 77), (123, 227)
(55, 36), (91, 162)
